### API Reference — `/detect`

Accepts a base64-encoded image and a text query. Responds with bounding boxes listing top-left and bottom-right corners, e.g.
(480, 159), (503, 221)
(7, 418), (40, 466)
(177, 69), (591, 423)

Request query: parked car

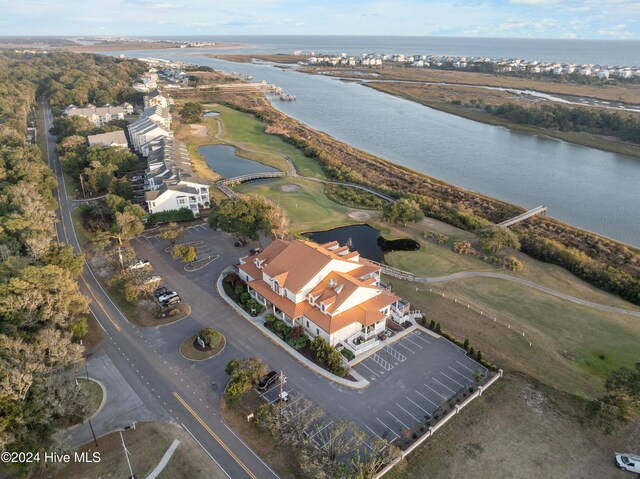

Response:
(234, 238), (247, 247)
(161, 295), (181, 307)
(128, 259), (150, 270)
(258, 371), (279, 391)
(153, 286), (170, 299)
(249, 248), (262, 256)
(615, 453), (640, 473)
(157, 292), (178, 304)
(279, 390), (289, 402)
(131, 175), (143, 181)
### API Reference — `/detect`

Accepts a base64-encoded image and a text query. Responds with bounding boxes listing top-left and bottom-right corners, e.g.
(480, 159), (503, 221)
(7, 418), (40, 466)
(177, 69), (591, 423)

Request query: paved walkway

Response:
(416, 271), (640, 318)
(146, 439), (181, 479)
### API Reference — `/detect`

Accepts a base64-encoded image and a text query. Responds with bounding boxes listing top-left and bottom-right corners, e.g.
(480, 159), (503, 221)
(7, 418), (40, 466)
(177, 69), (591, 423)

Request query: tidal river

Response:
(113, 50), (640, 247)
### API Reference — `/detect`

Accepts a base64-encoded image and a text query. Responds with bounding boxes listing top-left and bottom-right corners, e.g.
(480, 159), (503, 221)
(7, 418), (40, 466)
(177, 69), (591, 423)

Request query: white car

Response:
(615, 453), (640, 473)
(128, 259), (150, 270)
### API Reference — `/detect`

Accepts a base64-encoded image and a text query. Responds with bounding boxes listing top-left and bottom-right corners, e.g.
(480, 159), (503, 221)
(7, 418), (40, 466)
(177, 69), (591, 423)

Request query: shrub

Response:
(434, 322), (441, 334)
(199, 328), (221, 348)
(290, 325), (305, 338)
(469, 347), (475, 356)
(463, 338), (470, 351)
(70, 317), (88, 339)
(239, 291), (250, 303)
(429, 319), (436, 330)
(147, 207), (195, 225)
(265, 312), (276, 323)
(286, 335), (308, 350)
(453, 241), (474, 255)
(341, 348), (355, 361)
(477, 350), (483, 362)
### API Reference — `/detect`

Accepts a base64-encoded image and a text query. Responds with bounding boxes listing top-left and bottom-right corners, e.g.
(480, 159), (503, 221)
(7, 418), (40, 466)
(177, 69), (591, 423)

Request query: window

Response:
(273, 282), (280, 294)
(306, 320), (309, 328)
(316, 328), (319, 335)
(177, 198), (186, 205)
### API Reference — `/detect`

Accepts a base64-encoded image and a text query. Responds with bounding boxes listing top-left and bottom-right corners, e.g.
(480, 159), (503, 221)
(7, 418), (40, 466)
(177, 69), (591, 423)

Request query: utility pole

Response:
(118, 246), (124, 270)
(120, 430), (135, 479)
(79, 174), (86, 198)
(85, 363), (99, 447)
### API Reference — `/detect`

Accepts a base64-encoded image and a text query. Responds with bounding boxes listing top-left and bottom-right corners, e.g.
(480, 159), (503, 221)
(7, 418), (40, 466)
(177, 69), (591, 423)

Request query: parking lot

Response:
(131, 225), (490, 448)
(353, 330), (487, 442)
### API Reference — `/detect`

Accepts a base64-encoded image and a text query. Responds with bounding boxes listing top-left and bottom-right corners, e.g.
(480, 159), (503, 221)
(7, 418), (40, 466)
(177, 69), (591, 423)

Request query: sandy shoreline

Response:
(1, 41), (249, 53)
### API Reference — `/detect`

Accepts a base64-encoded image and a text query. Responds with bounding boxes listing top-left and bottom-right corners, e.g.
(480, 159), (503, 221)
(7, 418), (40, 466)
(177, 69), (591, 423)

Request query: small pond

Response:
(305, 224), (419, 262)
(198, 144), (279, 178)
(203, 111), (220, 117)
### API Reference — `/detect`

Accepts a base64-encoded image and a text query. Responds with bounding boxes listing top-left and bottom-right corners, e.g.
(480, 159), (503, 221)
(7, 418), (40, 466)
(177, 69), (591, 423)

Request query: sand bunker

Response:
(281, 184), (301, 192)
(190, 124), (208, 137)
(348, 211), (371, 220)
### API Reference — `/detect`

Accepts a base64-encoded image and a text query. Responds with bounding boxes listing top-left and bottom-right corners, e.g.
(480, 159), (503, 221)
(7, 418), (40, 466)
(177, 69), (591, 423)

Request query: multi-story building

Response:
(238, 239), (416, 356)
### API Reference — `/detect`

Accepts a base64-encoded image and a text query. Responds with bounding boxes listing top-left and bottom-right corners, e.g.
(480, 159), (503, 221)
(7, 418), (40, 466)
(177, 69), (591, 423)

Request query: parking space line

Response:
(404, 337), (424, 349)
(396, 342), (415, 354)
(359, 361), (380, 378)
(386, 410), (410, 430)
(448, 366), (473, 383)
(413, 332), (431, 344)
(457, 359), (486, 374)
(441, 371), (466, 389)
(308, 420), (333, 441)
(396, 403), (421, 423)
(406, 397), (431, 415)
(376, 418), (400, 439)
(425, 383), (448, 399)
(414, 389), (440, 408)
(433, 378), (457, 394)
(371, 354), (393, 371)
(365, 424), (386, 441)
(384, 346), (407, 362)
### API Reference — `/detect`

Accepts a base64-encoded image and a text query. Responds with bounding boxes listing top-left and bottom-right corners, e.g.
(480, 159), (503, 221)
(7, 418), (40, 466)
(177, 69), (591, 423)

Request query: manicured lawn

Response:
(31, 422), (227, 479)
(236, 178), (363, 233)
(392, 276), (640, 398)
(180, 333), (225, 361)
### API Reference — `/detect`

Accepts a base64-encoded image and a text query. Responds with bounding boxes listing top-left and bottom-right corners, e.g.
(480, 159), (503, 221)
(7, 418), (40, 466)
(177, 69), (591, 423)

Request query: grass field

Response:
(236, 177), (362, 233)
(387, 373), (635, 479)
(31, 422), (227, 479)
(391, 277), (640, 397)
(174, 103), (325, 180)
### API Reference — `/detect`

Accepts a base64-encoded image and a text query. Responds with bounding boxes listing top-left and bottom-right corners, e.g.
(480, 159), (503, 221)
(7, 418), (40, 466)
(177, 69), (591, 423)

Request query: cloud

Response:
(597, 23), (633, 37)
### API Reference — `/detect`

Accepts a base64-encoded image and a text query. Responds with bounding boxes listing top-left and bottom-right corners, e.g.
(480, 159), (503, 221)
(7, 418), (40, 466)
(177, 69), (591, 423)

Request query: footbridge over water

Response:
(498, 205), (547, 227)
(216, 172), (287, 198)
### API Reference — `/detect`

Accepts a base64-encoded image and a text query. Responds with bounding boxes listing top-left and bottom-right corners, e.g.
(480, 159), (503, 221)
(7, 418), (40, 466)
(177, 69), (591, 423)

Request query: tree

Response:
(198, 328), (221, 348)
(109, 205), (145, 245)
(479, 225), (521, 253)
(180, 102), (204, 124)
(225, 357), (268, 404)
(160, 222), (185, 246)
(172, 244), (197, 263)
(46, 245), (84, 278)
(209, 194), (289, 240)
(589, 362), (640, 434)
(382, 198), (424, 226)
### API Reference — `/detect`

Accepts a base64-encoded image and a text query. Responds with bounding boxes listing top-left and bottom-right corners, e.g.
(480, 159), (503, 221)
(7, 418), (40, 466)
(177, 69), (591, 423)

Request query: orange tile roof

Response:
(238, 262), (261, 280)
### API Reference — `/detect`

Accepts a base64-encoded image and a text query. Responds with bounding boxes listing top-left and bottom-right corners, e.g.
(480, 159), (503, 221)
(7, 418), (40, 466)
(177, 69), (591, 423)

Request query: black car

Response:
(153, 286), (170, 299)
(258, 371), (279, 391)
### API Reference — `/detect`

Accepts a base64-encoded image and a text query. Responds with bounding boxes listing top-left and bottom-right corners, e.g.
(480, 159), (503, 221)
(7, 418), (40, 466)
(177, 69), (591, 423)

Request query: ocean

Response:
(139, 35), (640, 66)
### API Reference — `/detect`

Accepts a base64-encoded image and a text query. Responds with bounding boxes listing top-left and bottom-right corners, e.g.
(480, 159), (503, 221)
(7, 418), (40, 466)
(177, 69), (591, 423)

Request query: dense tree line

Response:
(0, 49), (146, 455)
(485, 103), (640, 144)
(0, 50), (145, 139)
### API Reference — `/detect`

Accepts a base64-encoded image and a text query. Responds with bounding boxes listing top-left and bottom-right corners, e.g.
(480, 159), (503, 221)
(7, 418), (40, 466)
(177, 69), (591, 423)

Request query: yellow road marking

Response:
(173, 392), (256, 479)
(81, 277), (121, 332)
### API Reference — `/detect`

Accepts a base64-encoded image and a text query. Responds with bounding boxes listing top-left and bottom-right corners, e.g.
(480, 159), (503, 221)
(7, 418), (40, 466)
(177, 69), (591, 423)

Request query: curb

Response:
(64, 377), (107, 432)
(153, 303), (192, 328)
(216, 271), (370, 389)
(179, 334), (227, 362)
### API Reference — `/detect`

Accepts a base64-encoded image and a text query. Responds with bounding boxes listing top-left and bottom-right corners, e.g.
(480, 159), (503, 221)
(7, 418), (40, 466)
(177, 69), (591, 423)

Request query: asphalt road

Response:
(43, 99), (278, 479)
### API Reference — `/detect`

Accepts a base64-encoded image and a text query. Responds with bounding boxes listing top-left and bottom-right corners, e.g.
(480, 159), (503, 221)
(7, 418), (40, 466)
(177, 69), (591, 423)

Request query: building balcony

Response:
(344, 332), (379, 356)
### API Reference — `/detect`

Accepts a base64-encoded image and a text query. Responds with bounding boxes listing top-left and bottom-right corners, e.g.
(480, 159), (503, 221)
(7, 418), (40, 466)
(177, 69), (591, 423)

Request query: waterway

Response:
(198, 144), (278, 178)
(112, 49), (640, 246)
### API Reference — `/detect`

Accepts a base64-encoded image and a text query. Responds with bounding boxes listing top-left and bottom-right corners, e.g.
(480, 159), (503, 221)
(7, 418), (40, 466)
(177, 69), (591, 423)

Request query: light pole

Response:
(119, 430), (135, 479)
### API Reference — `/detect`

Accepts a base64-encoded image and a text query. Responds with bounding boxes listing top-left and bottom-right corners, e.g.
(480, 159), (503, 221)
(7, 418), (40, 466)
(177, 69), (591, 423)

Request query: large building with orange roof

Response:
(238, 239), (413, 356)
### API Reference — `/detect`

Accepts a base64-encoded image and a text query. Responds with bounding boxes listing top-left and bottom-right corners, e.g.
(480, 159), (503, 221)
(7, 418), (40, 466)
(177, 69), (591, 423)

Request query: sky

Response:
(0, 0), (639, 39)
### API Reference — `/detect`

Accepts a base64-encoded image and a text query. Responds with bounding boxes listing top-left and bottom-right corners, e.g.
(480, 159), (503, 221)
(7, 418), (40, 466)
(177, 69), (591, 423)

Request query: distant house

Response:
(238, 239), (418, 356)
(143, 90), (170, 109)
(121, 102), (134, 114)
(26, 127), (37, 145)
(87, 130), (128, 149)
(65, 106), (125, 126)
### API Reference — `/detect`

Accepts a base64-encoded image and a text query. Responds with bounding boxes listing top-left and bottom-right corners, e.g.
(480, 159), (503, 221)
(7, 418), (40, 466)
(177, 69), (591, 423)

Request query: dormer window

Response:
(273, 282), (281, 295)
(320, 303), (326, 313)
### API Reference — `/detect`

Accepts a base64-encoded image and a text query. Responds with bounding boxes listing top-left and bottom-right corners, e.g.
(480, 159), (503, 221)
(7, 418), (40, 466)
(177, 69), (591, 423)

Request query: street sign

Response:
(197, 337), (205, 349)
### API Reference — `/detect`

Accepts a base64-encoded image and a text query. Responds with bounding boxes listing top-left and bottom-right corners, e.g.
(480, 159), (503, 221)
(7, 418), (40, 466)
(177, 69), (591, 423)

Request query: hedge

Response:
(146, 207), (195, 225)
